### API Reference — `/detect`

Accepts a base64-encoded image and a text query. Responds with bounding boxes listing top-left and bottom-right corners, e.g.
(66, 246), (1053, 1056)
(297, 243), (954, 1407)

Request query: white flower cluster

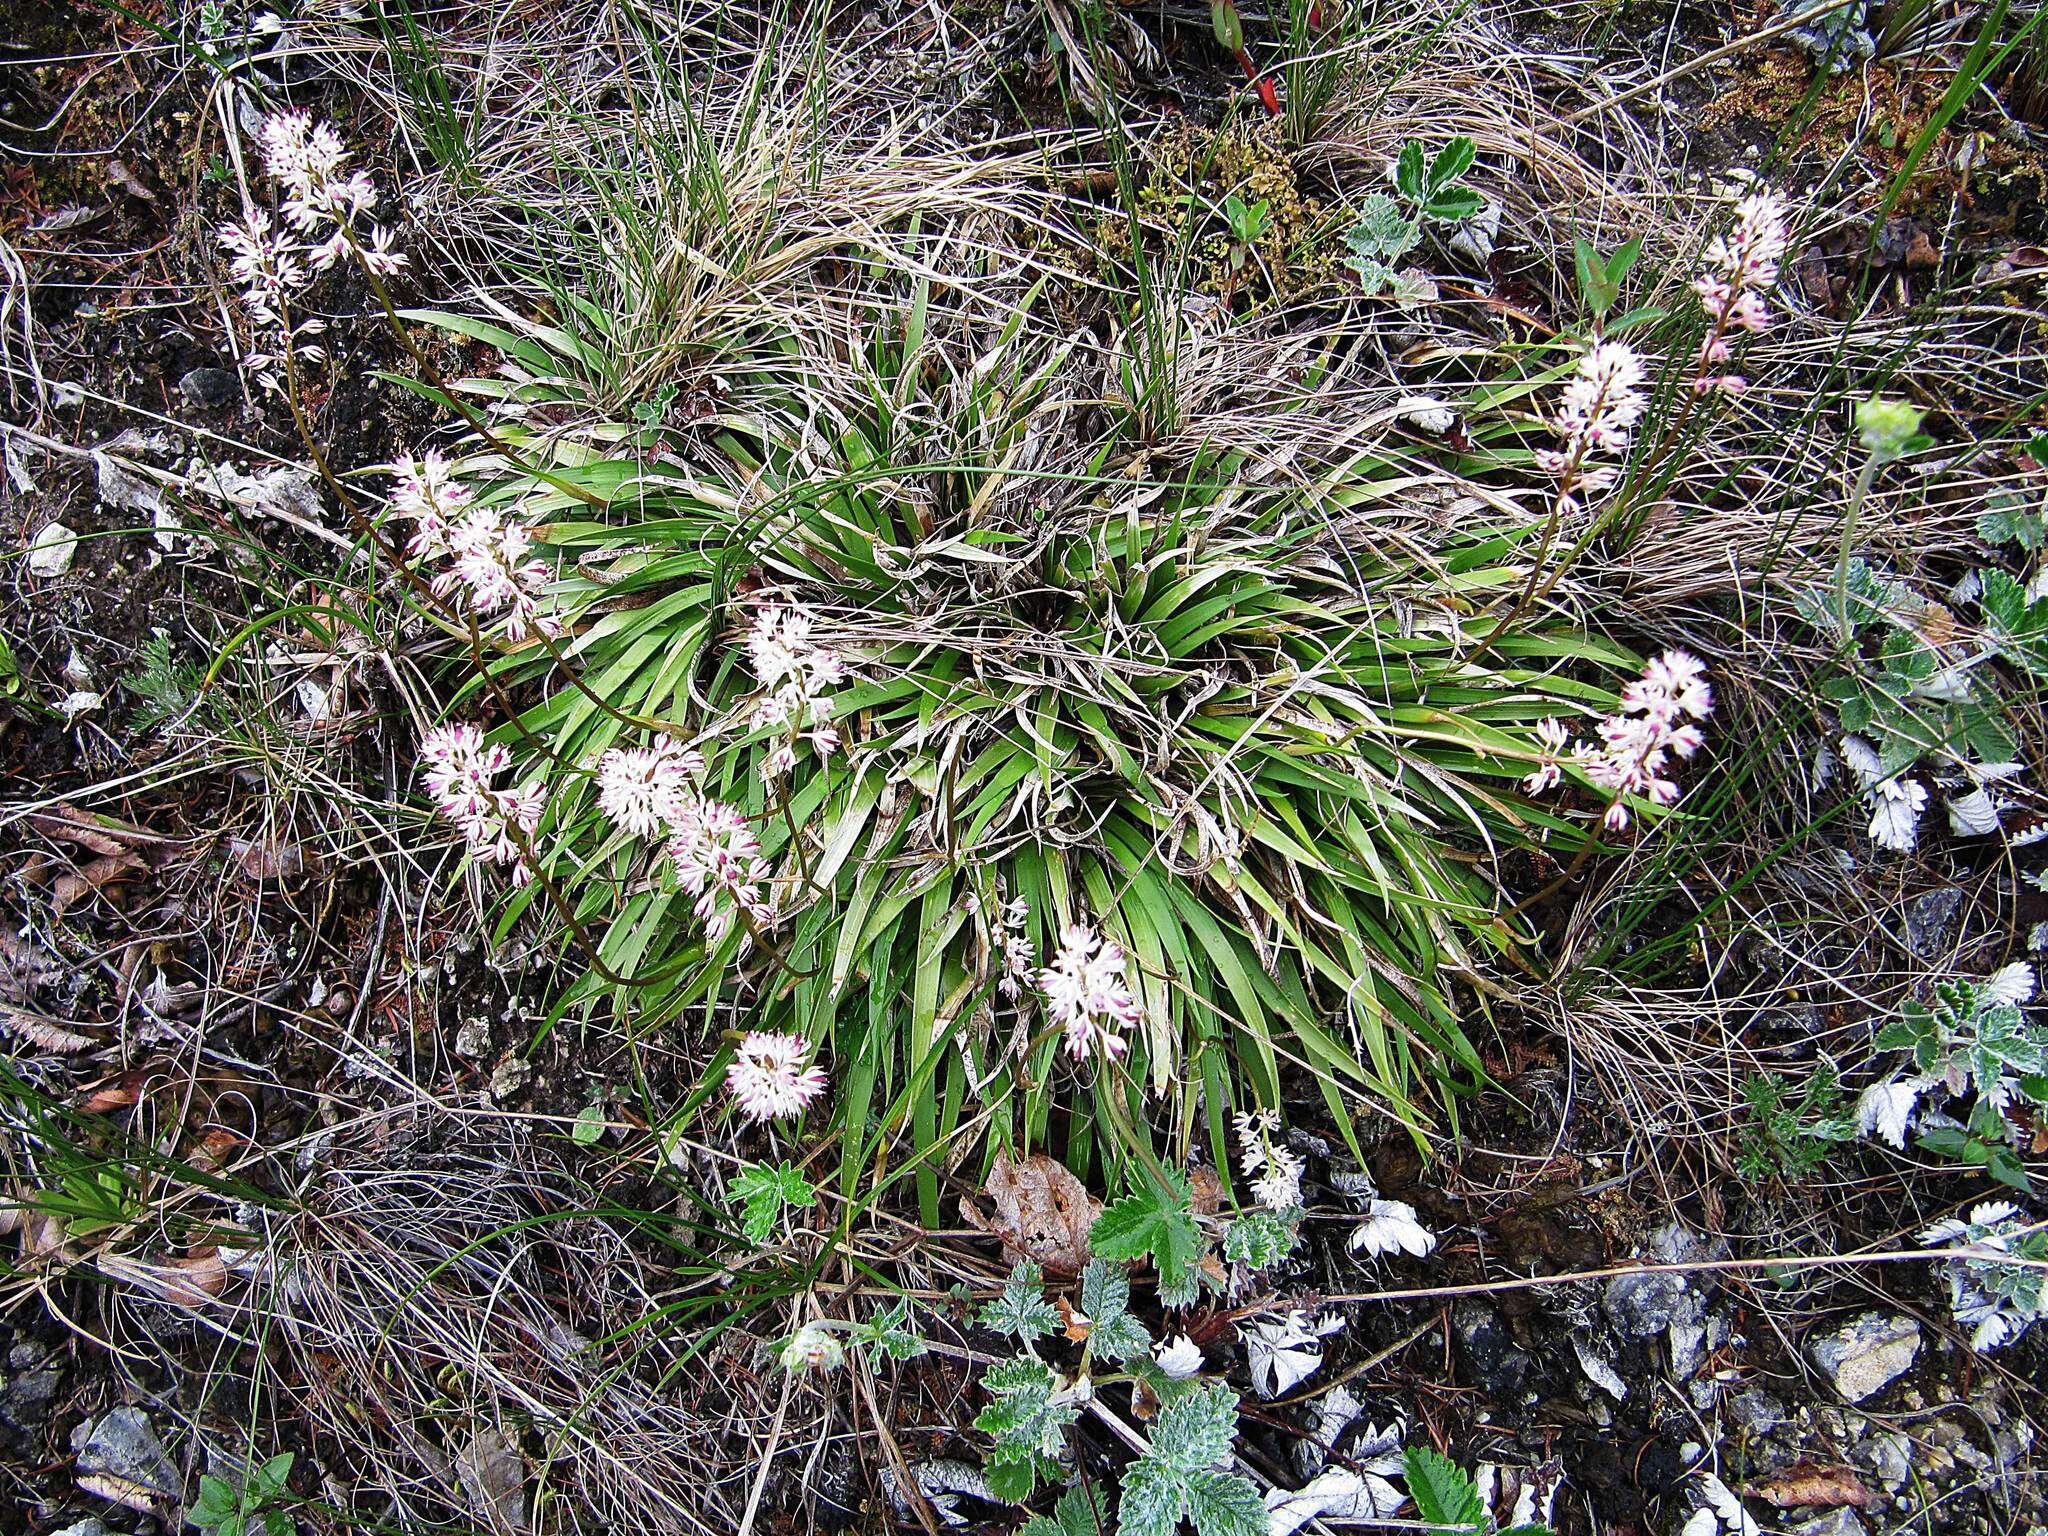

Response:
(595, 734), (707, 840)
(218, 110), (403, 390)
(745, 605), (846, 781)
(389, 451), (561, 643)
(777, 1319), (844, 1371)
(1692, 190), (1791, 393)
(414, 601), (831, 1122)
(728, 1031), (829, 1123)
(1234, 1108), (1304, 1211)
(668, 795), (776, 943)
(993, 891), (1035, 1000)
(418, 724), (547, 882)
(1036, 921), (1141, 1062)
(590, 733), (775, 944)
(1535, 341), (1646, 514)
(1524, 650), (1714, 830)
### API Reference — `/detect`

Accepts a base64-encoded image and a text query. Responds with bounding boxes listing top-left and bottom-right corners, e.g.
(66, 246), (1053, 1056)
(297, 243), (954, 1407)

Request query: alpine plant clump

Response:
(375, 204), (1785, 1167)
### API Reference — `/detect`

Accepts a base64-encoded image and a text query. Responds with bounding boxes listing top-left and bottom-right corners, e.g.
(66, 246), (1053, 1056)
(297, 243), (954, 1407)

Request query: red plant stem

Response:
(1235, 48), (1281, 115)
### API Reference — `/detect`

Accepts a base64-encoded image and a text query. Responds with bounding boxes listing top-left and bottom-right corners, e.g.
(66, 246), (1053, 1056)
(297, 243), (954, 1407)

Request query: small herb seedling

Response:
(1406, 1446), (1554, 1536)
(1219, 194), (1273, 267)
(730, 1159), (816, 1244)
(1343, 136), (1484, 299)
(1923, 1200), (2048, 1350)
(1090, 1169), (1202, 1295)
(1870, 972), (2048, 1191)
(190, 1452), (296, 1536)
(1393, 137), (1484, 222)
(1117, 1382), (1266, 1536)
(1572, 236), (1643, 323)
(1736, 1063), (1856, 1184)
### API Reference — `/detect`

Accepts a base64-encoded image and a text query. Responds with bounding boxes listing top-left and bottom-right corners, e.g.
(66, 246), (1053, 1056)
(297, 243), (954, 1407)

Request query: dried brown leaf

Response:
(31, 205), (103, 234)
(100, 1251), (228, 1307)
(0, 1004), (99, 1053)
(80, 1072), (145, 1112)
(104, 158), (157, 203)
(456, 1425), (532, 1535)
(29, 804), (151, 856)
(16, 1208), (72, 1260)
(1751, 1463), (1876, 1510)
(961, 1152), (1099, 1274)
(185, 1128), (242, 1173)
(51, 852), (144, 919)
(231, 834), (318, 882)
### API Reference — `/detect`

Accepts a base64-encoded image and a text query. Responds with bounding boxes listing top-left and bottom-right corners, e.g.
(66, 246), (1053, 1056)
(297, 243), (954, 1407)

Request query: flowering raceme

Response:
(1036, 921), (1141, 1061)
(1234, 1109), (1304, 1211)
(388, 452), (562, 642)
(218, 110), (403, 390)
(745, 605), (847, 782)
(418, 724), (548, 880)
(726, 1031), (828, 1122)
(596, 735), (705, 840)
(667, 794), (774, 942)
(1525, 650), (1714, 830)
(1691, 189), (1791, 393)
(994, 893), (1035, 1000)
(1536, 341), (1647, 514)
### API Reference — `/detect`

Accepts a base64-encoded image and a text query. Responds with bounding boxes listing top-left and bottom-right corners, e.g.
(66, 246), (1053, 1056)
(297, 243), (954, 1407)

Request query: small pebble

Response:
(28, 522), (78, 577)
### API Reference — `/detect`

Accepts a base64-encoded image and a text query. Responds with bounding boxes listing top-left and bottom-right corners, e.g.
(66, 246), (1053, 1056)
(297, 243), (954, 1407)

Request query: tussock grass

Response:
(351, 12), (1711, 1204)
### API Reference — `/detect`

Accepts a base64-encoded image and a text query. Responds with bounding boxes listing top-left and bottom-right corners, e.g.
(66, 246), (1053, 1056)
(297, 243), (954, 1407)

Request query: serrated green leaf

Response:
(731, 1160), (814, 1245)
(1427, 137), (1477, 193)
(984, 1453), (1044, 1504)
(1152, 1382), (1239, 1472)
(976, 1356), (1076, 1480)
(1978, 499), (2046, 550)
(1022, 1485), (1112, 1536)
(1423, 188), (1483, 223)
(981, 1260), (1061, 1341)
(1405, 1445), (1487, 1533)
(1182, 1466), (1266, 1536)
(1395, 141), (1428, 201)
(1345, 195), (1419, 265)
(1117, 1454), (1188, 1536)
(1078, 1259), (1151, 1361)
(853, 1298), (927, 1359)
(1090, 1171), (1202, 1286)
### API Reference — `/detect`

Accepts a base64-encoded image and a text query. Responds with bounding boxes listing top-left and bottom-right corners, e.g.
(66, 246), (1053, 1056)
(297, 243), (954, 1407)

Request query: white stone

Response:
(1807, 1312), (1919, 1402)
(28, 521), (77, 577)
